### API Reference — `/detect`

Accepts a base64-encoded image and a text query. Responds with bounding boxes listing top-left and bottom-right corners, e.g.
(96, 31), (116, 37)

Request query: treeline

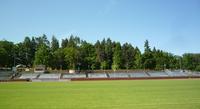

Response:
(0, 34), (200, 71)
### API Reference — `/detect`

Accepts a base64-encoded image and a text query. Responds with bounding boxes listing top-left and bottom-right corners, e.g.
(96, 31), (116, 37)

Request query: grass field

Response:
(0, 79), (200, 109)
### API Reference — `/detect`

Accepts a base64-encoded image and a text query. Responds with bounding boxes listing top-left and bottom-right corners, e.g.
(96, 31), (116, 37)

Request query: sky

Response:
(0, 0), (200, 56)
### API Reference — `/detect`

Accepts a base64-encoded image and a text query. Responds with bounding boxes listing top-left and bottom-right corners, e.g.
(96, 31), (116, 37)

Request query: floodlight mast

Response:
(163, 64), (166, 71)
(180, 58), (182, 70)
(126, 63), (129, 73)
(13, 52), (16, 67)
(25, 52), (31, 66)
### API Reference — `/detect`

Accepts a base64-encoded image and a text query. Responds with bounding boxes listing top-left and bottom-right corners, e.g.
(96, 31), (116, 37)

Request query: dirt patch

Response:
(0, 79), (31, 82)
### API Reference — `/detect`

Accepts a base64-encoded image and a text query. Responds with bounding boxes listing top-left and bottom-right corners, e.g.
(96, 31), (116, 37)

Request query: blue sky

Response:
(0, 0), (200, 55)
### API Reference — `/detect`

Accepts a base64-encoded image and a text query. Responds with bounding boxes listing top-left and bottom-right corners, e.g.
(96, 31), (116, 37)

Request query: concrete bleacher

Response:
(19, 73), (39, 79)
(88, 73), (107, 78)
(191, 72), (200, 76)
(148, 72), (169, 77)
(2, 70), (200, 81)
(62, 73), (86, 79)
(38, 73), (61, 80)
(0, 71), (13, 80)
(108, 73), (129, 78)
(165, 70), (188, 77)
(129, 72), (149, 77)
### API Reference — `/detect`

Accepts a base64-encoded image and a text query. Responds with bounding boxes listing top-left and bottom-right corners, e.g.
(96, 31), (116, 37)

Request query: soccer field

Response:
(0, 79), (200, 109)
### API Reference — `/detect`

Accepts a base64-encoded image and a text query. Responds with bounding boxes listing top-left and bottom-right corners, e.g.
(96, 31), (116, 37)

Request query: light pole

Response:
(13, 52), (16, 67)
(179, 58), (182, 70)
(164, 64), (166, 71)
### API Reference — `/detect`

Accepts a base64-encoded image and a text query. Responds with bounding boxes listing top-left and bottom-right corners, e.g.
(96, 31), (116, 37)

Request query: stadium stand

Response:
(19, 73), (39, 79)
(62, 73), (86, 79)
(88, 73), (107, 78)
(148, 72), (169, 77)
(38, 73), (61, 80)
(165, 70), (188, 77)
(191, 72), (200, 76)
(129, 72), (149, 77)
(108, 73), (130, 78)
(3, 70), (200, 82)
(0, 71), (13, 80)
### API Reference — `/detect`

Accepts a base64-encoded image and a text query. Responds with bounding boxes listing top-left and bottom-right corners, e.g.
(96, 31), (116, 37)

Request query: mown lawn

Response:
(0, 79), (200, 109)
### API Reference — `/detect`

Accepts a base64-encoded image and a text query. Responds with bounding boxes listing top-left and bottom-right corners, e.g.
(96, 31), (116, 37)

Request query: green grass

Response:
(0, 79), (200, 109)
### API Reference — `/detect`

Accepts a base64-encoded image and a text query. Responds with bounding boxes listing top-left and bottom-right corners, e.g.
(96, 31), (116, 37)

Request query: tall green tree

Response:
(100, 39), (109, 69)
(144, 40), (151, 53)
(64, 47), (79, 69)
(61, 38), (68, 48)
(134, 47), (142, 69)
(30, 37), (37, 65)
(0, 47), (7, 67)
(141, 40), (156, 69)
(79, 41), (96, 70)
(112, 42), (122, 71)
(51, 48), (66, 70)
(94, 40), (101, 69)
(105, 38), (113, 69)
(34, 44), (51, 67)
(51, 36), (59, 52)
(0, 40), (14, 67)
(67, 35), (80, 48)
(122, 43), (135, 69)
(182, 53), (200, 70)
(2, 35), (200, 71)
(22, 37), (33, 67)
(35, 34), (50, 48)
(15, 43), (26, 66)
